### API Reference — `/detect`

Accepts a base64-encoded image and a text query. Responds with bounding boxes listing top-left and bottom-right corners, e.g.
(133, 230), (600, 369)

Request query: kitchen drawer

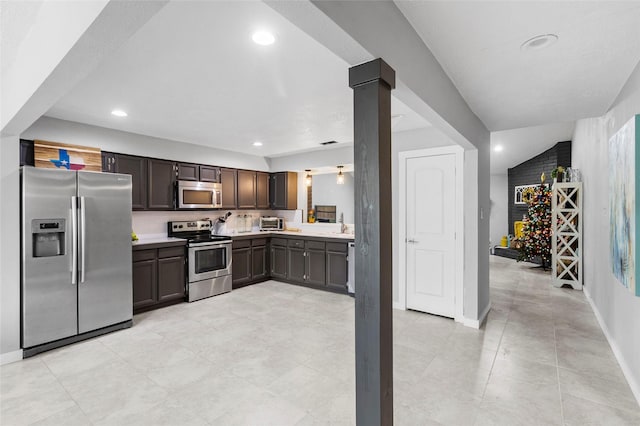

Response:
(133, 249), (156, 262)
(271, 238), (287, 247)
(158, 246), (185, 259)
(326, 242), (348, 253)
(306, 240), (325, 250)
(233, 240), (251, 249)
(252, 238), (268, 247)
(288, 239), (305, 249)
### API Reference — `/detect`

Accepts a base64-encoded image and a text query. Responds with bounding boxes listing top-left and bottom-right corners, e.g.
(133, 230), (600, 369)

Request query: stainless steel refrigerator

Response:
(22, 167), (133, 356)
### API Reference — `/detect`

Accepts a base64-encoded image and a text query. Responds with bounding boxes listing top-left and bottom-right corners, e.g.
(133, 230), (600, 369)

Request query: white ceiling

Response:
(45, 1), (428, 158)
(395, 1), (640, 132)
(0, 0), (45, 74)
(490, 122), (575, 175)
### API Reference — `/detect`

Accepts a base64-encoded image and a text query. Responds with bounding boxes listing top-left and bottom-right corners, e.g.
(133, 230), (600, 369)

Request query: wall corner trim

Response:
(463, 301), (492, 329)
(583, 287), (640, 407)
(0, 350), (23, 365)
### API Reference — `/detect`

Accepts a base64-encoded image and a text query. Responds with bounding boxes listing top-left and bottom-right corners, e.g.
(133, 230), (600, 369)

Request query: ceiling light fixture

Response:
(305, 170), (312, 187)
(336, 165), (345, 185)
(111, 109), (127, 117)
(494, 145), (504, 152)
(253, 141), (263, 147)
(252, 30), (275, 46)
(520, 34), (558, 52)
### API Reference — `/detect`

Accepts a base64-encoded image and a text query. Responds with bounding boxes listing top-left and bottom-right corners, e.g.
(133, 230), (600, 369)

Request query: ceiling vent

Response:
(320, 140), (338, 146)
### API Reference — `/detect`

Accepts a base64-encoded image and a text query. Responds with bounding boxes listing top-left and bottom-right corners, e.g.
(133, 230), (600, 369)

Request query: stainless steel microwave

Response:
(178, 180), (222, 209)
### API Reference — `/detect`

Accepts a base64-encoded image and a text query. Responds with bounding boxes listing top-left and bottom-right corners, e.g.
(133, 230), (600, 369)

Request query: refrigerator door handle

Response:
(80, 196), (87, 284)
(71, 196), (78, 285)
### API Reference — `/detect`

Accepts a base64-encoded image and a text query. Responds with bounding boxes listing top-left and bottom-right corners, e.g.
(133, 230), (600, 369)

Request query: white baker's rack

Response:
(551, 182), (583, 290)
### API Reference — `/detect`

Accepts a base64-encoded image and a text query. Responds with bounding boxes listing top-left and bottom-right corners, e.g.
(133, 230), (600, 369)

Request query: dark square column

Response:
(349, 58), (395, 426)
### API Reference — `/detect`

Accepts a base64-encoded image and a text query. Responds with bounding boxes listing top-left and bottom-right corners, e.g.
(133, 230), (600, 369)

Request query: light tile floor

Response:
(2, 256), (639, 425)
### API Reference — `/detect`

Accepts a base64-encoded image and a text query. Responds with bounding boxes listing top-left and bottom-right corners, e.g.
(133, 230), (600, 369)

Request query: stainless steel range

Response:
(168, 220), (232, 302)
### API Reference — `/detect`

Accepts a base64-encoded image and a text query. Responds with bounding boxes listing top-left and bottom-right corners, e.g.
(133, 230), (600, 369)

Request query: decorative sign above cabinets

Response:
(34, 140), (102, 172)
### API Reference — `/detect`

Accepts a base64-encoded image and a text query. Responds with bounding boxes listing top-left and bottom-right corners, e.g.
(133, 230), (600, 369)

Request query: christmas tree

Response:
(518, 184), (552, 268)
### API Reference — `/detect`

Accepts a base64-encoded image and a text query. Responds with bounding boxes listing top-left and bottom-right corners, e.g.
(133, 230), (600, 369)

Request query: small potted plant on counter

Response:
(551, 166), (565, 183)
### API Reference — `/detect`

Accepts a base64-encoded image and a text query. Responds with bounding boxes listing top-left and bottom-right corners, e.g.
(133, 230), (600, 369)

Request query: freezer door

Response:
(22, 167), (78, 348)
(77, 171), (133, 333)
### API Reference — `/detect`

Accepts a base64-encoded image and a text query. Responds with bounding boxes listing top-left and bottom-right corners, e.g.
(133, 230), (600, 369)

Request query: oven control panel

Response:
(168, 220), (211, 233)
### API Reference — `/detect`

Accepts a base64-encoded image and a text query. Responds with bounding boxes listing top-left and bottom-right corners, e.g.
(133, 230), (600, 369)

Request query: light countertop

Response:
(225, 230), (355, 240)
(132, 236), (187, 246)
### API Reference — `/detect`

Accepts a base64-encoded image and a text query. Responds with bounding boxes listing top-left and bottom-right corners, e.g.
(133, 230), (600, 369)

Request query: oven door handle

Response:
(189, 241), (231, 249)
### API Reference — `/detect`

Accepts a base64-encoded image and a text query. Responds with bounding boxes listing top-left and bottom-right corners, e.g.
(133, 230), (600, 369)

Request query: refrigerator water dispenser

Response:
(31, 219), (66, 257)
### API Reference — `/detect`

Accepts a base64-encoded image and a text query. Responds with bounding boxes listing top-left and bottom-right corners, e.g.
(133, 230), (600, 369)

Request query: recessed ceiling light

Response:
(252, 31), (275, 46)
(520, 34), (558, 52)
(111, 109), (127, 117)
(253, 141), (263, 147)
(494, 145), (504, 152)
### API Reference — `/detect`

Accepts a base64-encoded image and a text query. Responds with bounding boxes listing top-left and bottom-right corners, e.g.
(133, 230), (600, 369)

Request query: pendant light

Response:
(305, 170), (312, 187)
(336, 165), (345, 185)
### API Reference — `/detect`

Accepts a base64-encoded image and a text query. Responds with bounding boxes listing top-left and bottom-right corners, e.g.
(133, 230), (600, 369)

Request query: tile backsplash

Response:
(132, 209), (301, 237)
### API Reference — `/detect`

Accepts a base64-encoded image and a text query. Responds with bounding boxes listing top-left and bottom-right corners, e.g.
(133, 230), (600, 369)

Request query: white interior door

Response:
(405, 153), (456, 318)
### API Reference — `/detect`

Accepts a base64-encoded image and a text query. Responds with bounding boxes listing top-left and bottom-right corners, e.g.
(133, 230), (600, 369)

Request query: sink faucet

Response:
(339, 213), (347, 234)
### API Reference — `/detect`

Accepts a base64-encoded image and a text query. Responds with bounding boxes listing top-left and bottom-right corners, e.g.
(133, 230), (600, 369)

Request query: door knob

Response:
(406, 238), (418, 244)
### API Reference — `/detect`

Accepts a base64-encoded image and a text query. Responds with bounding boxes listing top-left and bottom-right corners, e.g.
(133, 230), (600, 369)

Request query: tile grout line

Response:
(551, 290), (566, 425)
(38, 356), (96, 426)
(478, 267), (517, 402)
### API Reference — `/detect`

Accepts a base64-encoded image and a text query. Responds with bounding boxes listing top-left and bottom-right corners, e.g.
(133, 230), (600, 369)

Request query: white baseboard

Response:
(463, 301), (492, 329)
(0, 349), (23, 365)
(392, 302), (405, 310)
(583, 287), (640, 407)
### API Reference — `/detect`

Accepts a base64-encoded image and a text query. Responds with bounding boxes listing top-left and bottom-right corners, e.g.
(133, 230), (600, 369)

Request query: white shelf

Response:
(551, 182), (583, 290)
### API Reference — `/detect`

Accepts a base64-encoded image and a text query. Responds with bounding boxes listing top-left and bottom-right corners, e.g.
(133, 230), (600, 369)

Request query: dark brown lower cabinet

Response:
(326, 242), (349, 291)
(287, 240), (326, 286)
(306, 248), (326, 286)
(158, 255), (186, 302)
(287, 247), (306, 282)
(271, 242), (287, 280)
(232, 238), (268, 288)
(232, 240), (252, 288)
(233, 236), (350, 294)
(133, 243), (186, 313)
(252, 244), (268, 281)
(132, 256), (157, 311)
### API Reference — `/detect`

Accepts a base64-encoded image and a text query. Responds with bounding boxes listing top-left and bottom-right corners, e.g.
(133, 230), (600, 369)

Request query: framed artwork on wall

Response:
(609, 114), (639, 297)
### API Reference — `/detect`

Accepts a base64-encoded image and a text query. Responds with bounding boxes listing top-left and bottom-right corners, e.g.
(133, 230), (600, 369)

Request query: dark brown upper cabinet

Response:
(220, 168), (237, 209)
(115, 154), (147, 210)
(269, 172), (298, 210)
(147, 159), (176, 210)
(177, 163), (199, 181)
(20, 139), (35, 167)
(199, 165), (221, 182)
(101, 151), (117, 173)
(237, 170), (257, 209)
(256, 172), (270, 209)
(177, 163), (220, 183)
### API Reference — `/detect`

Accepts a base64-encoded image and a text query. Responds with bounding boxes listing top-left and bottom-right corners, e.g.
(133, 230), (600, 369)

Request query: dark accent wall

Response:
(507, 141), (571, 236)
